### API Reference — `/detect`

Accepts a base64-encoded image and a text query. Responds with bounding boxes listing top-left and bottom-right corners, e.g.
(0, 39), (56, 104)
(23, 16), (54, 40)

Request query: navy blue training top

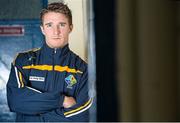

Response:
(7, 43), (93, 122)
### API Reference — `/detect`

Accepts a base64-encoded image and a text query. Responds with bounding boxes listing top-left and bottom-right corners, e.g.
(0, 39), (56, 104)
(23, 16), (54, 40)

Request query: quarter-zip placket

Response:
(53, 48), (57, 70)
(53, 48), (56, 69)
(52, 48), (57, 90)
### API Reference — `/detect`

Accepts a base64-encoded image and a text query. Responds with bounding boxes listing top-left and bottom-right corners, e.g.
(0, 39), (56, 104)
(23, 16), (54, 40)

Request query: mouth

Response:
(52, 37), (61, 39)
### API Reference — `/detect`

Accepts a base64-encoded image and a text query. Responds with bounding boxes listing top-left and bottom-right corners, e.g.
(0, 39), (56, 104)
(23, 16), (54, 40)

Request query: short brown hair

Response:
(40, 2), (72, 25)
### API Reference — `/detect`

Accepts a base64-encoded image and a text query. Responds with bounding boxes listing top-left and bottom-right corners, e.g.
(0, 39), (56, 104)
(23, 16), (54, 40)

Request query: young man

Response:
(6, 2), (93, 122)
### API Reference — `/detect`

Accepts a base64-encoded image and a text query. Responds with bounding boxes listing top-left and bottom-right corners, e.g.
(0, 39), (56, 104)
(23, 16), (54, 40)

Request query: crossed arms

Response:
(7, 63), (92, 122)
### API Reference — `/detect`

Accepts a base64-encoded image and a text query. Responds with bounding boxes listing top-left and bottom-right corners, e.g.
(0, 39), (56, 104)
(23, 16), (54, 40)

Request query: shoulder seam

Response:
(21, 48), (40, 54)
(12, 48), (40, 65)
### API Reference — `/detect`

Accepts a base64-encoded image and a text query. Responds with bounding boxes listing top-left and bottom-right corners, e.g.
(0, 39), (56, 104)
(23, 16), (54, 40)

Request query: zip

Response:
(53, 48), (57, 70)
(52, 48), (57, 91)
(54, 48), (57, 54)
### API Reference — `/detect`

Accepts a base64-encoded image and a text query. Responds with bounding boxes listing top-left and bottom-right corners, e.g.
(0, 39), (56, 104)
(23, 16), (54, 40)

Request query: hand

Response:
(63, 96), (76, 108)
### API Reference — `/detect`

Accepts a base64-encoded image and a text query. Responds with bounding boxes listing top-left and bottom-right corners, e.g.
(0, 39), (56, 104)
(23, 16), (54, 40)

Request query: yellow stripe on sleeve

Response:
(64, 98), (93, 116)
(18, 72), (24, 88)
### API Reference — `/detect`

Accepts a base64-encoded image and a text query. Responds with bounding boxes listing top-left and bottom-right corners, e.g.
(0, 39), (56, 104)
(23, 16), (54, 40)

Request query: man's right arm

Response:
(7, 64), (64, 115)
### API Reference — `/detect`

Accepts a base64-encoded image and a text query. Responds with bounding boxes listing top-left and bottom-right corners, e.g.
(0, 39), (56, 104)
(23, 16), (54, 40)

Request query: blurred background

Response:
(95, 0), (180, 121)
(0, 0), (180, 122)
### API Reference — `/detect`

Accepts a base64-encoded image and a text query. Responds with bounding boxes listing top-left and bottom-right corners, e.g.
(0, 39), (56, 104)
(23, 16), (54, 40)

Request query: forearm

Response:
(7, 85), (64, 115)
(7, 64), (64, 115)
(40, 97), (93, 122)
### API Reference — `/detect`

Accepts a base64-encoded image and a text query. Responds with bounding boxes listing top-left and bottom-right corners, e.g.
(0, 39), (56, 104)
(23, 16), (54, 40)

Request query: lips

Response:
(52, 37), (61, 39)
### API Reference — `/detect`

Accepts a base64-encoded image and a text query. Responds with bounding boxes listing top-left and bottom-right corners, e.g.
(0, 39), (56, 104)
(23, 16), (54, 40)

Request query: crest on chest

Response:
(65, 74), (77, 89)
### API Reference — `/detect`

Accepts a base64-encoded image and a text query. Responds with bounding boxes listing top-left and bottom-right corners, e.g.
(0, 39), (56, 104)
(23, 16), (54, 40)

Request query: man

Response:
(6, 2), (93, 122)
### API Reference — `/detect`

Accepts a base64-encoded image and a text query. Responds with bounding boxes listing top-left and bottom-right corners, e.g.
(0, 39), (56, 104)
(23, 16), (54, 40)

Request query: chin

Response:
(47, 41), (67, 48)
(53, 44), (65, 48)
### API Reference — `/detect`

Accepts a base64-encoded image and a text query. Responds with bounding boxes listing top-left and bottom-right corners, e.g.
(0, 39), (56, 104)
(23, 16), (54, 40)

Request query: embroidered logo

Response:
(29, 76), (45, 82)
(65, 75), (77, 89)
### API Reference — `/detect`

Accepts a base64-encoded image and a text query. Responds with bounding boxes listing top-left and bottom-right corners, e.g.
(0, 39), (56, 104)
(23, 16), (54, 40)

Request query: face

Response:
(40, 12), (73, 48)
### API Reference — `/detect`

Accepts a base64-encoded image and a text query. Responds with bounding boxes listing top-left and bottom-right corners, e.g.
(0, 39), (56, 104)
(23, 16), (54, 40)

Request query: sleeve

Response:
(41, 65), (93, 122)
(6, 63), (65, 115)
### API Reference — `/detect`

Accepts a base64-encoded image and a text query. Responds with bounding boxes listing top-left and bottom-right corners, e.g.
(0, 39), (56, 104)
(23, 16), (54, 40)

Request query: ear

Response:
(40, 25), (45, 35)
(69, 24), (73, 33)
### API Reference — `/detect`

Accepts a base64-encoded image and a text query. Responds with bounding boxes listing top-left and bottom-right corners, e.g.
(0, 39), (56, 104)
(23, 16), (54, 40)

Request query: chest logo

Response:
(65, 75), (77, 89)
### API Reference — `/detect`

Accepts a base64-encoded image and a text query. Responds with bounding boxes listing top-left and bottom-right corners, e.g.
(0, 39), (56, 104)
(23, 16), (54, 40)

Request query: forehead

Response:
(43, 12), (69, 23)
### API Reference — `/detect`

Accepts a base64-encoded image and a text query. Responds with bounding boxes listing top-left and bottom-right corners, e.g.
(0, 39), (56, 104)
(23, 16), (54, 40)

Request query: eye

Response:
(59, 23), (66, 27)
(46, 23), (52, 27)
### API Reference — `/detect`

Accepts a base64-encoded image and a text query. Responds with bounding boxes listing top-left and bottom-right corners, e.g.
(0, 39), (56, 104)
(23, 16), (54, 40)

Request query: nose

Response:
(54, 26), (60, 35)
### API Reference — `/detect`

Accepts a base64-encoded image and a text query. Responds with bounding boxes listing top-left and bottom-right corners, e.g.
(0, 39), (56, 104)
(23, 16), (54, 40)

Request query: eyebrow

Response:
(44, 22), (67, 25)
(59, 22), (67, 25)
(44, 22), (52, 26)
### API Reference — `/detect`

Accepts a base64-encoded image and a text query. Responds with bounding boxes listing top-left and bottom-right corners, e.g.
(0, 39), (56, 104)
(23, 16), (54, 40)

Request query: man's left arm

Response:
(42, 66), (93, 122)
